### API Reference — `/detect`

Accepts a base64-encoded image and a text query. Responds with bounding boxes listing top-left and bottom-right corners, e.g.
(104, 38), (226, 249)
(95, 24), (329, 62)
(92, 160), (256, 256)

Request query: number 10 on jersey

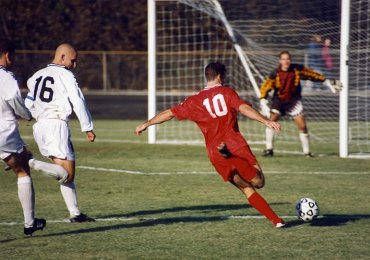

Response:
(203, 94), (228, 118)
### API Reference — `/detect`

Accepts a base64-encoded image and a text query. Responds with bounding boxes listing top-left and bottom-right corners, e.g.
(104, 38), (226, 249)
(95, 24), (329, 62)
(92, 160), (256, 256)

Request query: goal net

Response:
(150, 0), (370, 156)
(348, 0), (370, 156)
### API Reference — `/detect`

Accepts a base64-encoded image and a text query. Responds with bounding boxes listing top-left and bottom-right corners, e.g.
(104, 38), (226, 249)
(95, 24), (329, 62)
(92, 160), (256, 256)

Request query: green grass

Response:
(1, 120), (369, 259)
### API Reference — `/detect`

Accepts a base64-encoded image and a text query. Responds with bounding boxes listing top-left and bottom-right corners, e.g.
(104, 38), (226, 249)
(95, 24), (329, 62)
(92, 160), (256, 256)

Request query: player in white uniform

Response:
(0, 39), (71, 236)
(26, 43), (96, 223)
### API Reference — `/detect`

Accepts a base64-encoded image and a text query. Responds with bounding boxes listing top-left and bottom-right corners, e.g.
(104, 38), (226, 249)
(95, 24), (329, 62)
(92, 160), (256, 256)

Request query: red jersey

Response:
(171, 86), (256, 181)
(171, 85), (257, 182)
(171, 85), (247, 147)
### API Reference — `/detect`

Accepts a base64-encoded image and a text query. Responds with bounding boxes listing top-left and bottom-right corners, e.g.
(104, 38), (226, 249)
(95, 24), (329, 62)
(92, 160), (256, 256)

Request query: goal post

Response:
(210, 0), (262, 97)
(339, 0), (350, 157)
(147, 0), (156, 144)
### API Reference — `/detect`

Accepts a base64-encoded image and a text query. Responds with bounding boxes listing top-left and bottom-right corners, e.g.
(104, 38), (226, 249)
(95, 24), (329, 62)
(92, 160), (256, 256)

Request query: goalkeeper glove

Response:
(323, 79), (342, 93)
(260, 98), (270, 117)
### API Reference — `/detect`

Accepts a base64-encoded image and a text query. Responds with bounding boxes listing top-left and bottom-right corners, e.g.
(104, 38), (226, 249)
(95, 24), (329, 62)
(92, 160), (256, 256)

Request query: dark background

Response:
(1, 0), (340, 51)
(1, 0), (342, 120)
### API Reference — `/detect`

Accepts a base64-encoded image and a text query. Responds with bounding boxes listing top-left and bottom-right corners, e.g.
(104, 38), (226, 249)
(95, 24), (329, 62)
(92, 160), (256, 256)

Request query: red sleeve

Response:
(171, 97), (192, 120)
(227, 87), (251, 111)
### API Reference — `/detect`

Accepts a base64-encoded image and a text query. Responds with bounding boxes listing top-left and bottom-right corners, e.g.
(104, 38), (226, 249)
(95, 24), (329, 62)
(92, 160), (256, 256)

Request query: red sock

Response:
(248, 192), (283, 225)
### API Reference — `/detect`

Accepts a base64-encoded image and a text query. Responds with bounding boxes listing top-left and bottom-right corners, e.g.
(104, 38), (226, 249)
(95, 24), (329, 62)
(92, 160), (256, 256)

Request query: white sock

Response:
(299, 132), (310, 154)
(60, 182), (80, 217)
(265, 127), (275, 150)
(17, 176), (35, 228)
(29, 159), (68, 183)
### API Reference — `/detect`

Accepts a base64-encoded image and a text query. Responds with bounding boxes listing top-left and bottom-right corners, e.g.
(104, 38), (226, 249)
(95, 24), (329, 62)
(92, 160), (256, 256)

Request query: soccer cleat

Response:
(70, 213), (95, 223)
(262, 149), (274, 157)
(27, 151), (34, 159)
(218, 143), (232, 158)
(24, 218), (46, 236)
(275, 222), (286, 228)
(305, 152), (314, 158)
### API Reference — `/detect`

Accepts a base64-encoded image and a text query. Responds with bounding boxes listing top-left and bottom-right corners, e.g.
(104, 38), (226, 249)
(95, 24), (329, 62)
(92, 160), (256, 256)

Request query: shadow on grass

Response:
(286, 214), (370, 228)
(38, 214), (370, 238)
(99, 203), (288, 218)
(0, 238), (18, 243)
(5, 206), (366, 241)
(35, 215), (235, 239)
(40, 203), (288, 238)
(0, 216), (226, 243)
(0, 203), (289, 242)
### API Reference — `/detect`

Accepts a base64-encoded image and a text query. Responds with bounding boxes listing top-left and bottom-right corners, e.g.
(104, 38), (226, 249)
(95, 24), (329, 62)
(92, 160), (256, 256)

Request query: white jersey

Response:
(0, 66), (31, 153)
(25, 64), (93, 132)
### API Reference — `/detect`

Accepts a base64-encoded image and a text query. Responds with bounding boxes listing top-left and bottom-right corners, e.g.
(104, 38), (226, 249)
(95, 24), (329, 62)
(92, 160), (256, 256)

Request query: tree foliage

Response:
(1, 0), (147, 50)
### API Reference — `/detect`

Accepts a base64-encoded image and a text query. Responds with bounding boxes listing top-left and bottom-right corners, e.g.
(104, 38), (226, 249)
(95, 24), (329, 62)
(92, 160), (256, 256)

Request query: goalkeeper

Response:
(259, 51), (341, 157)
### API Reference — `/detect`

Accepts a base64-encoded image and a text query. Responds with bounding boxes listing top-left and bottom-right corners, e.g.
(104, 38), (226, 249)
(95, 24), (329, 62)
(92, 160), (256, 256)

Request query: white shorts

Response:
(33, 119), (75, 161)
(0, 120), (26, 160)
(0, 147), (25, 160)
(271, 100), (304, 118)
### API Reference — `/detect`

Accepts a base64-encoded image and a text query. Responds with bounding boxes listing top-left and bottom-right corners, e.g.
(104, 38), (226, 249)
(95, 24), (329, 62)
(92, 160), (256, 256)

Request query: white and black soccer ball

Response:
(296, 198), (319, 222)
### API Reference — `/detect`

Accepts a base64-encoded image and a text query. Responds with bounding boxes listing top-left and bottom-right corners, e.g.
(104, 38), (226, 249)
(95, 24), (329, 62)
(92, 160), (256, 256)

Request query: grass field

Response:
(1, 120), (370, 259)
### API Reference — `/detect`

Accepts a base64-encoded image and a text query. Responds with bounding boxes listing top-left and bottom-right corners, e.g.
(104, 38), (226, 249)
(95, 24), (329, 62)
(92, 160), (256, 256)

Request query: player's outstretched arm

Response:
(239, 104), (281, 133)
(135, 109), (175, 136)
(323, 79), (342, 93)
(7, 95), (32, 121)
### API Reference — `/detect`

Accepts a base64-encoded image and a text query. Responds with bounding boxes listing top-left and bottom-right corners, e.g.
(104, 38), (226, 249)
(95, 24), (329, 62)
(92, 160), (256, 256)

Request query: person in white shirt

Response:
(1, 39), (70, 236)
(26, 43), (96, 223)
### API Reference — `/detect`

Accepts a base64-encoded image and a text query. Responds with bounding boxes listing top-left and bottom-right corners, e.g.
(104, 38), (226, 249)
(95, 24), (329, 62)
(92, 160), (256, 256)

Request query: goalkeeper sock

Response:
(265, 128), (275, 150)
(247, 191), (282, 225)
(299, 132), (310, 154)
(60, 182), (81, 217)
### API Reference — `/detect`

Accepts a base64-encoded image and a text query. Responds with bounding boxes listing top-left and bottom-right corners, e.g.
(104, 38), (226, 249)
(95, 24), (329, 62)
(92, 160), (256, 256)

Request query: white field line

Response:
(0, 215), (318, 226)
(20, 135), (326, 155)
(77, 166), (214, 175)
(21, 135), (145, 144)
(77, 165), (370, 176)
(23, 135), (367, 158)
(1, 214), (366, 226)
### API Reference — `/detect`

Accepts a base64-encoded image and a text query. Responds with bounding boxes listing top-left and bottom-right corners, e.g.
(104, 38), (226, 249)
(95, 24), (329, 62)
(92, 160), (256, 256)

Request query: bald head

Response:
(52, 43), (77, 69)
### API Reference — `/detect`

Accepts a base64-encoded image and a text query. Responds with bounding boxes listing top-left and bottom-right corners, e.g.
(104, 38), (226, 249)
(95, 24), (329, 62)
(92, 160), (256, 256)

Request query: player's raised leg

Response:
(294, 114), (313, 157)
(3, 149), (46, 236)
(230, 166), (285, 228)
(30, 117), (95, 223)
(51, 157), (95, 223)
(28, 155), (68, 183)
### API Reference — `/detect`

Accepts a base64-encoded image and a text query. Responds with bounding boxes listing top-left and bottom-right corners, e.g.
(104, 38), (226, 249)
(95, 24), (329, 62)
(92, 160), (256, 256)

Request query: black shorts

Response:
(271, 98), (304, 117)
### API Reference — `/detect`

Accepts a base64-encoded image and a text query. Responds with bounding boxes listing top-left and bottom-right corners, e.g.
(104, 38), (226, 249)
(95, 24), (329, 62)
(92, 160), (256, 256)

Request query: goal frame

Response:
(147, 0), (156, 144)
(339, 0), (350, 158)
(148, 0), (357, 158)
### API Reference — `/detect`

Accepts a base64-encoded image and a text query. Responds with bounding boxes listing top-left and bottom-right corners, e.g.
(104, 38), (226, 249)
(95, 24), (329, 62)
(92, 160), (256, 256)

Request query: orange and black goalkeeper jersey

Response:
(259, 64), (326, 102)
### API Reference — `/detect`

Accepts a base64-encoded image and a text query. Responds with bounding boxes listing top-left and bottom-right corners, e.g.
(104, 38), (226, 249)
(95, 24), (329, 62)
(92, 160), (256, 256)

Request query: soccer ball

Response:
(296, 198), (319, 222)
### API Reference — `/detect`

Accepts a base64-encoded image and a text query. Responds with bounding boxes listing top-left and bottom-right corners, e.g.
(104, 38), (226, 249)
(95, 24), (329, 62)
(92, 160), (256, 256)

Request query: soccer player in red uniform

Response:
(135, 62), (285, 228)
(259, 51), (341, 157)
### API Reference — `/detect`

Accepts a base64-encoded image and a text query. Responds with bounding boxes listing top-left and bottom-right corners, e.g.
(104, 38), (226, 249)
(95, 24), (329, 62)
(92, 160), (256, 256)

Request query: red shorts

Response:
(208, 144), (258, 182)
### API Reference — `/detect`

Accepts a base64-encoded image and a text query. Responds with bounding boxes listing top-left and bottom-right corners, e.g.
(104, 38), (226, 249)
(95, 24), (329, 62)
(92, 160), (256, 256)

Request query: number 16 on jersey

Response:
(33, 76), (55, 103)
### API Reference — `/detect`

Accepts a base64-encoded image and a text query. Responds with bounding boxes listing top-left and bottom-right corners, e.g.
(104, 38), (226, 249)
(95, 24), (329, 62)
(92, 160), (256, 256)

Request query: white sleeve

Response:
(25, 76), (37, 118)
(61, 73), (93, 132)
(4, 75), (32, 120)
(7, 94), (32, 120)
